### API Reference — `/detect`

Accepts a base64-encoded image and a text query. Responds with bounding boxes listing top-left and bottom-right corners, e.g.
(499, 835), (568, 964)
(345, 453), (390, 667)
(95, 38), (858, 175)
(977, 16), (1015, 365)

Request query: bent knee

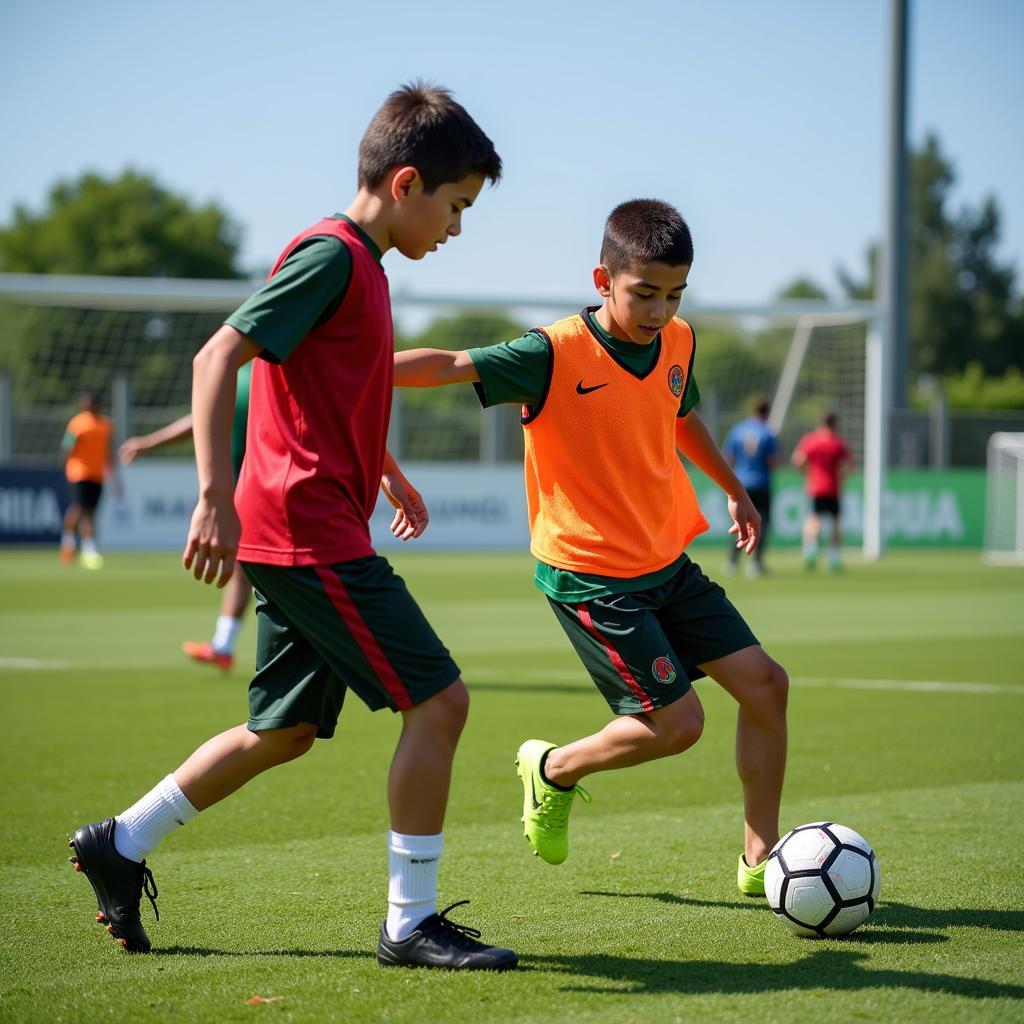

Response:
(262, 723), (318, 764)
(743, 659), (789, 716)
(767, 661), (789, 707)
(417, 679), (470, 734)
(662, 703), (705, 755)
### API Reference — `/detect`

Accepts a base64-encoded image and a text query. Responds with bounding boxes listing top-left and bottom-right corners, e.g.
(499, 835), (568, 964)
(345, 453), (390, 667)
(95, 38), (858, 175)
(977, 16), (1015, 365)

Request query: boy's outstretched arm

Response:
(394, 348), (480, 387)
(119, 414), (194, 465)
(381, 448), (429, 542)
(184, 325), (261, 587)
(676, 412), (761, 554)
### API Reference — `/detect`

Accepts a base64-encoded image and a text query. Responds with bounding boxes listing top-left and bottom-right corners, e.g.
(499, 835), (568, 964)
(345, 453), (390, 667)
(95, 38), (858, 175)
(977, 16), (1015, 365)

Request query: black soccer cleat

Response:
(376, 900), (518, 971)
(68, 817), (159, 953)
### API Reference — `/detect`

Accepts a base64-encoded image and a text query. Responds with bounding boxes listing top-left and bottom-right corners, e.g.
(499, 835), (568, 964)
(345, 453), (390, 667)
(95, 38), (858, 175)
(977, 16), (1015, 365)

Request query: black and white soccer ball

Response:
(764, 822), (881, 937)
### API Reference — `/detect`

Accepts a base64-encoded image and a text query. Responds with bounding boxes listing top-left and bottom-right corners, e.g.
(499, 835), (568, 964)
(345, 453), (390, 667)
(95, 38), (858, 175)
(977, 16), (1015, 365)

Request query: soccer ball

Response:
(764, 822), (880, 937)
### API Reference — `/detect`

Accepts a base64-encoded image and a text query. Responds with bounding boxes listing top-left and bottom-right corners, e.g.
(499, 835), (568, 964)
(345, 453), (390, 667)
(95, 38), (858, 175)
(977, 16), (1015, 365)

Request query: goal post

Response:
(0, 272), (883, 554)
(984, 432), (1024, 565)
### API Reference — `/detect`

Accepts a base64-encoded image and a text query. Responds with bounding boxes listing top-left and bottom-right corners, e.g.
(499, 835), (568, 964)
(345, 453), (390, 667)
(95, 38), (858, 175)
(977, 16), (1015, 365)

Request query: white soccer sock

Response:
(81, 537), (98, 555)
(803, 540), (819, 558)
(61, 530), (76, 548)
(827, 546), (841, 566)
(114, 774), (198, 863)
(211, 615), (243, 655)
(386, 830), (443, 941)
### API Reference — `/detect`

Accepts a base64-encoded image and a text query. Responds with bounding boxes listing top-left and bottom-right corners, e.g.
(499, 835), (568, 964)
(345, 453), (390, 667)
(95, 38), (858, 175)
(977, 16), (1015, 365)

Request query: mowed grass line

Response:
(0, 548), (1022, 1023)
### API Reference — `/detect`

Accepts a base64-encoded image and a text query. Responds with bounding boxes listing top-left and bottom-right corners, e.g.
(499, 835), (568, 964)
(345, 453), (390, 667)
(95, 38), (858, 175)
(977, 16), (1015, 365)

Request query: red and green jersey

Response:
(231, 216), (393, 566)
(795, 428), (851, 499)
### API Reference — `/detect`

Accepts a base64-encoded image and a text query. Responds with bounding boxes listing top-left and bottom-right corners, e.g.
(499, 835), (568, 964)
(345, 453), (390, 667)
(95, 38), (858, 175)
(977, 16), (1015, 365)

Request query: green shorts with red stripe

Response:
(242, 557), (460, 738)
(547, 554), (759, 716)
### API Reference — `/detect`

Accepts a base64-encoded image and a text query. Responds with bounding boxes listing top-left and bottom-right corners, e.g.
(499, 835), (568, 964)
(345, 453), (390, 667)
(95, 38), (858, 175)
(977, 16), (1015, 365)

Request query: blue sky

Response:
(1, 0), (1021, 305)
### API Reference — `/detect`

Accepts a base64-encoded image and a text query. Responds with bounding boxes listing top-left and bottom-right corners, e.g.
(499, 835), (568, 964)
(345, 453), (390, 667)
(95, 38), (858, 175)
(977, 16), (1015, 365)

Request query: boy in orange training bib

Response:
(394, 199), (788, 896)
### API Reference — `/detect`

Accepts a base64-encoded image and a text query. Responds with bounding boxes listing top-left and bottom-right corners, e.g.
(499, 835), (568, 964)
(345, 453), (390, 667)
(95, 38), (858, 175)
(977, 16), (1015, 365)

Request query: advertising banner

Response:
(1, 462), (986, 550)
(0, 468), (69, 544)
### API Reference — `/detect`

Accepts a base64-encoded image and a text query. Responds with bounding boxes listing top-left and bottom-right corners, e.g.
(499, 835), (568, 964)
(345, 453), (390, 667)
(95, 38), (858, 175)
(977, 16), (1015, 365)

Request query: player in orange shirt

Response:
(61, 392), (118, 569)
(394, 199), (788, 898)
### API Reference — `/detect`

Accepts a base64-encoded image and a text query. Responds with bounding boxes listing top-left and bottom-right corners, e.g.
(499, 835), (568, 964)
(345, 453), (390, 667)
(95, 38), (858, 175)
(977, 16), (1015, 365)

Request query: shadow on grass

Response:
(151, 946), (375, 960)
(580, 890), (946, 946)
(581, 890), (1024, 936)
(150, 944), (1024, 1001)
(520, 949), (1024, 999)
(875, 901), (1024, 933)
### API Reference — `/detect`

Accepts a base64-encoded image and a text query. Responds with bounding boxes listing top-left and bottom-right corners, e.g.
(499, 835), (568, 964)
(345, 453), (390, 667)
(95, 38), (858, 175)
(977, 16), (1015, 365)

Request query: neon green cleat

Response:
(737, 853), (767, 896)
(515, 739), (590, 865)
(80, 552), (105, 571)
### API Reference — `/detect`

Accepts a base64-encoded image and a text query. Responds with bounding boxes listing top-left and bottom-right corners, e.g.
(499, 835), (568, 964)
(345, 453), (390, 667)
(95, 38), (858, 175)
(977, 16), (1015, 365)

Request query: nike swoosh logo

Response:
(576, 380), (609, 395)
(530, 775), (542, 810)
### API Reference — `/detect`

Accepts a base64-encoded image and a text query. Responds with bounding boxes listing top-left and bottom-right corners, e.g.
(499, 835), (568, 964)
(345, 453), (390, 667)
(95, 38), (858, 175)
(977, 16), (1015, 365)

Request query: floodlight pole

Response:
(865, 0), (909, 560)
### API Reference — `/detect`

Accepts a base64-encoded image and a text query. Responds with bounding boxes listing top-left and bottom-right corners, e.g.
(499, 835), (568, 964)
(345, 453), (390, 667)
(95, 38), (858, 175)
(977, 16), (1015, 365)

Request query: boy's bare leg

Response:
(63, 503), (82, 533)
(802, 513), (820, 548)
(174, 722), (318, 811)
(542, 688), (705, 788)
(79, 510), (96, 540)
(700, 645), (788, 866)
(220, 565), (252, 618)
(388, 681), (469, 834)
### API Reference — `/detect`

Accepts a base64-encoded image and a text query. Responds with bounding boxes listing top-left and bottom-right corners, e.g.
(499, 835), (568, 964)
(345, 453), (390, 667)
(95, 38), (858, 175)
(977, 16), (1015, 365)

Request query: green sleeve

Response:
(468, 331), (551, 408)
(678, 373), (700, 417)
(225, 236), (352, 363)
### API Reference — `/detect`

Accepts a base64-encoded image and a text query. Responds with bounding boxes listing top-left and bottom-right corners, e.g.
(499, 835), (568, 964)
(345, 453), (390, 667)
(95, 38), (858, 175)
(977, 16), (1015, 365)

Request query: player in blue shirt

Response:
(723, 399), (778, 577)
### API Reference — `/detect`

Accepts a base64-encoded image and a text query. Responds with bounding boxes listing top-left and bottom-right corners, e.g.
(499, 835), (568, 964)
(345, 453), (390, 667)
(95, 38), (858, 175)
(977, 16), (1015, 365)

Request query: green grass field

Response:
(1, 548), (1022, 1023)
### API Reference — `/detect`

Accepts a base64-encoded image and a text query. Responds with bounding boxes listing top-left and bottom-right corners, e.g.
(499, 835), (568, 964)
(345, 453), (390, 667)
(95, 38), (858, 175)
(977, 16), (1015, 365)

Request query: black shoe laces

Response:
(139, 861), (159, 921)
(423, 901), (485, 949)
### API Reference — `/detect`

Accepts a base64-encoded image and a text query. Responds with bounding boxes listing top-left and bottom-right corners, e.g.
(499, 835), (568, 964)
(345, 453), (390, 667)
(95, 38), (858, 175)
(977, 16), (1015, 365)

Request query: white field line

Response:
(462, 666), (1023, 695)
(0, 657), (1021, 694)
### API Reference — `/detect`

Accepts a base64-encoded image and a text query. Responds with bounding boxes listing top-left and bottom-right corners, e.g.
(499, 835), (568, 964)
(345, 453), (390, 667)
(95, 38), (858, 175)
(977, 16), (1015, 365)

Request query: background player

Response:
(119, 363), (253, 670)
(60, 391), (119, 570)
(792, 410), (854, 572)
(722, 397), (778, 577)
(393, 199), (789, 899)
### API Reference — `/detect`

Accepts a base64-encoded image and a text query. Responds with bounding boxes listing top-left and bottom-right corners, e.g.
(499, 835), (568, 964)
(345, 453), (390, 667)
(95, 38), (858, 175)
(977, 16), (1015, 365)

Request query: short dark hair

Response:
(752, 397), (771, 418)
(358, 82), (502, 193)
(600, 199), (693, 274)
(822, 410), (838, 429)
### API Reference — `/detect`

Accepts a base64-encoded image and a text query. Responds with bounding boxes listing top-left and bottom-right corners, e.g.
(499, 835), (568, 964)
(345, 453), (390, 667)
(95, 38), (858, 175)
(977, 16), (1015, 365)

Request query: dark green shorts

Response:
(242, 558), (461, 738)
(547, 555), (759, 716)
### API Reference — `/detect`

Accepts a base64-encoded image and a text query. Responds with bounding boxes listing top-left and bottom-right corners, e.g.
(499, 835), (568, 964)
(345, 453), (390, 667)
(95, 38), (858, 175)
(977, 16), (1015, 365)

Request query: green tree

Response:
(839, 134), (1023, 377)
(0, 168), (243, 278)
(0, 170), (245, 450)
(776, 277), (829, 301)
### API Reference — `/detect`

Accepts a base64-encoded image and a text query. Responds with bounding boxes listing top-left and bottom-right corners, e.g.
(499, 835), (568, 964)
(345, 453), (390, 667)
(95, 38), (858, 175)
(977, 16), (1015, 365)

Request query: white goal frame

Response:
(984, 432), (1024, 565)
(0, 271), (884, 557)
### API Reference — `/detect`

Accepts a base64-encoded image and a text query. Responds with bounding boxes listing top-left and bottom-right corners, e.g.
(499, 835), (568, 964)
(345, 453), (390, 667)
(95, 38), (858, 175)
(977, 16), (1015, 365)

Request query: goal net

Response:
(0, 273), (880, 548)
(984, 433), (1024, 564)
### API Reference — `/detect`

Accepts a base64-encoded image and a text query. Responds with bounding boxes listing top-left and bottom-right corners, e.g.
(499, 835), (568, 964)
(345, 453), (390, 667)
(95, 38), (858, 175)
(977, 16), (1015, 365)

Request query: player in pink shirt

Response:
(792, 411), (853, 572)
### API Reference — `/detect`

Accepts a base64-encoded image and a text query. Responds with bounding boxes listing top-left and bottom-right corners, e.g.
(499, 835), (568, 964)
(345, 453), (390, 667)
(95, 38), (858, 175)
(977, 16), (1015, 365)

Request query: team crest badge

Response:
(652, 656), (677, 684)
(668, 365), (684, 397)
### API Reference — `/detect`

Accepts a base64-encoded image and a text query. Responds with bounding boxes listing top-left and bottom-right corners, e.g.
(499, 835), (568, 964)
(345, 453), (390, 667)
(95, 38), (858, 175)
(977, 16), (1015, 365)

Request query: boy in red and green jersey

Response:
(69, 84), (517, 972)
(395, 199), (789, 899)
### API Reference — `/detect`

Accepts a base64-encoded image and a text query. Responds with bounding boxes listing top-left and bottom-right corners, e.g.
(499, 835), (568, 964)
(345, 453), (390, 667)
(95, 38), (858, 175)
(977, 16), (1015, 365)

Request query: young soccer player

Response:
(393, 199), (789, 897)
(118, 363), (253, 670)
(60, 391), (118, 569)
(69, 83), (518, 971)
(792, 411), (853, 572)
